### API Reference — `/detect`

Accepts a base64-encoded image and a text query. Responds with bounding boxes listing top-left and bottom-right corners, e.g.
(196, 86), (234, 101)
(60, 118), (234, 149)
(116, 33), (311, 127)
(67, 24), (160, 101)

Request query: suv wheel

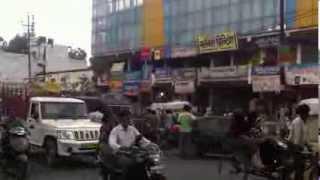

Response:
(45, 139), (58, 167)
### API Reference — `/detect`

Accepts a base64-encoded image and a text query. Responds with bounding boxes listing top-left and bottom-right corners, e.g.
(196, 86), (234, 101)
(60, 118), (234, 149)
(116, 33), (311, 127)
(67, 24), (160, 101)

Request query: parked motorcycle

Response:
(100, 140), (166, 180)
(0, 126), (29, 180)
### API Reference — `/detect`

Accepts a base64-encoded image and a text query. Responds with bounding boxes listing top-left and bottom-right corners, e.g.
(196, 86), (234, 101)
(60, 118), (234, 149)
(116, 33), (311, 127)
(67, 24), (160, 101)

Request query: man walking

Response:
(177, 105), (196, 158)
(288, 104), (310, 180)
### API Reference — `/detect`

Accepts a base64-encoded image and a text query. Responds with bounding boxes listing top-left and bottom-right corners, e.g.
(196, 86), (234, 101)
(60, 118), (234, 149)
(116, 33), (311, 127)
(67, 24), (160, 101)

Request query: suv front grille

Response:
(74, 130), (99, 141)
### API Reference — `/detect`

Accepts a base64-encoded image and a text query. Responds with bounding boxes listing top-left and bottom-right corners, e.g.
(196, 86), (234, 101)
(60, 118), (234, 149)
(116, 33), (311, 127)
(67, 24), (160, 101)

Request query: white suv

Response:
(26, 97), (101, 166)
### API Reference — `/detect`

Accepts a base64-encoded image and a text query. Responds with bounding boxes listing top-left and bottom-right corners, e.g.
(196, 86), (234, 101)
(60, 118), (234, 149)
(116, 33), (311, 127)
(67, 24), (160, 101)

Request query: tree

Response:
(6, 34), (28, 54)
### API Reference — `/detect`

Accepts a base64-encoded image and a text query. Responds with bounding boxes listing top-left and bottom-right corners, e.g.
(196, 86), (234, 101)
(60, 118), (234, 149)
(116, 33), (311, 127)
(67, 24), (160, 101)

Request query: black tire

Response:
(308, 167), (317, 180)
(44, 138), (58, 167)
(17, 161), (28, 180)
(151, 174), (167, 180)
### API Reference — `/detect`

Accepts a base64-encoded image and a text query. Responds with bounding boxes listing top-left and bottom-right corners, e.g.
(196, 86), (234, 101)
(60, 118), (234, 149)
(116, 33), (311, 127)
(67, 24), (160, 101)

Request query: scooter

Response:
(0, 126), (29, 180)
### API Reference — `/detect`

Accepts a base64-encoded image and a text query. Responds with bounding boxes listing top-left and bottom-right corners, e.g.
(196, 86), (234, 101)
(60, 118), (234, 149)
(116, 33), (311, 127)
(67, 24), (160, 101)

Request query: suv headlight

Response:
(57, 130), (74, 140)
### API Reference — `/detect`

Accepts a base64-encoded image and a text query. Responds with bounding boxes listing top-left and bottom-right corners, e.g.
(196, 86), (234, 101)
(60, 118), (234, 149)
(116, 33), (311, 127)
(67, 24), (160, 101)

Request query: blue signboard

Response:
(123, 71), (142, 96)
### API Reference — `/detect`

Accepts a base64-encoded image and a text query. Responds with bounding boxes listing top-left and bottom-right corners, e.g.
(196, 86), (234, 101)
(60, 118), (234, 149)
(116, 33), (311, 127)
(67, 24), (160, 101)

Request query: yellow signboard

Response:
(196, 32), (238, 54)
(295, 0), (318, 28)
(142, 0), (165, 47)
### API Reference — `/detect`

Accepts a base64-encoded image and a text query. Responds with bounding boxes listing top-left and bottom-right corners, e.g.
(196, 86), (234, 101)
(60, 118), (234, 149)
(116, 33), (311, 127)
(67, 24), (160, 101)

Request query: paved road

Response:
(1, 154), (266, 180)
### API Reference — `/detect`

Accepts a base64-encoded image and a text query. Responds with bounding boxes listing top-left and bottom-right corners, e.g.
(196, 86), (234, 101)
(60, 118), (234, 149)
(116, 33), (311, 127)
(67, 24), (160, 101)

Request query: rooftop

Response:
(30, 97), (84, 103)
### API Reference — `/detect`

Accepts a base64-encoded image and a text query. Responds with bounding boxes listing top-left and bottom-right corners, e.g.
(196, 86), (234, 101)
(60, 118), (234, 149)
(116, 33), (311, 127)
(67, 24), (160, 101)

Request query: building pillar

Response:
(296, 43), (302, 64)
(260, 48), (266, 64)
(209, 59), (214, 111)
(230, 53), (235, 66)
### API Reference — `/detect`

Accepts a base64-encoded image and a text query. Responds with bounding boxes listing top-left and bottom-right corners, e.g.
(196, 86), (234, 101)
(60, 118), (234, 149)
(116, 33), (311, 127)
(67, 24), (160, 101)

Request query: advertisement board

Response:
(198, 66), (249, 82)
(285, 64), (320, 85)
(154, 68), (172, 84)
(174, 81), (195, 94)
(172, 68), (196, 81)
(173, 68), (196, 94)
(252, 66), (281, 92)
(123, 71), (142, 96)
(196, 32), (238, 54)
(171, 47), (197, 58)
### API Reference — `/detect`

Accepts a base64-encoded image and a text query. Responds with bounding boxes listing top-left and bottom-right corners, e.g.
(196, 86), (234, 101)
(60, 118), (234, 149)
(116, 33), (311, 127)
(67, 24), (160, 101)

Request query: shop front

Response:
(197, 65), (251, 115)
(173, 68), (196, 102)
(284, 63), (319, 100)
(251, 66), (283, 120)
(152, 68), (174, 102)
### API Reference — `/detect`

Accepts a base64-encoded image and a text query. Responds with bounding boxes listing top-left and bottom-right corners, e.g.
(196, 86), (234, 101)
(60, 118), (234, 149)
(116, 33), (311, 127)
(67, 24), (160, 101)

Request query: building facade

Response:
(91, 0), (318, 117)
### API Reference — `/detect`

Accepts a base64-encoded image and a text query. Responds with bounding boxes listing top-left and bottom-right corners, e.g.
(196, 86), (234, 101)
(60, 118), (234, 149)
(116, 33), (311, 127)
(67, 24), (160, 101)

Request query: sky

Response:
(0, 0), (92, 58)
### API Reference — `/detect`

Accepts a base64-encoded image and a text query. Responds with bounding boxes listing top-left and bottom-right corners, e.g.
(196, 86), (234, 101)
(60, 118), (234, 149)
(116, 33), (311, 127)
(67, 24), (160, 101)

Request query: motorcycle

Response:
(0, 126), (29, 180)
(229, 137), (315, 180)
(100, 137), (166, 180)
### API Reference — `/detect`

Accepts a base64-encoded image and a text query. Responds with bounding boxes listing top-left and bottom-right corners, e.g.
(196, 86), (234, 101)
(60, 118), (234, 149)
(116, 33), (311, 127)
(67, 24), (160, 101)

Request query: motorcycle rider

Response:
(228, 104), (268, 173)
(1, 109), (26, 146)
(0, 108), (28, 165)
(108, 110), (151, 176)
(142, 108), (160, 144)
(288, 104), (310, 180)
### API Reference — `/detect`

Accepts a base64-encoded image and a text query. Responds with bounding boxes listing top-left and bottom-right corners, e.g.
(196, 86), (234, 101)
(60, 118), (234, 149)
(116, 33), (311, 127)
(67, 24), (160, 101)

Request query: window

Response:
(41, 102), (88, 120)
(205, 10), (212, 27)
(242, 2), (251, 20)
(252, 0), (262, 18)
(30, 103), (39, 120)
(230, 4), (240, 23)
(137, 0), (143, 6)
(264, 0), (277, 17)
(124, 0), (130, 9)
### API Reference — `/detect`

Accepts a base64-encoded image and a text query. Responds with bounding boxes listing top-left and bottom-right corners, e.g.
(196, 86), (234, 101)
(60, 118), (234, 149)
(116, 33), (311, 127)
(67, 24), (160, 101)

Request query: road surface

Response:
(1, 154), (266, 180)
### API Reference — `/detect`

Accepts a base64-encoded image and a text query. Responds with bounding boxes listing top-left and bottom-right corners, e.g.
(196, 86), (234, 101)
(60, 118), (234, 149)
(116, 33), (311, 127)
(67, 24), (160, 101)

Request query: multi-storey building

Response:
(91, 0), (318, 116)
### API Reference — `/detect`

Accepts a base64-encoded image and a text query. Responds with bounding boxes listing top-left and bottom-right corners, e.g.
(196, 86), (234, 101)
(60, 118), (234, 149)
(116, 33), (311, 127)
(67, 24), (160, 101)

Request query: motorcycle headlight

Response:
(57, 130), (74, 140)
(277, 141), (288, 149)
(150, 154), (161, 163)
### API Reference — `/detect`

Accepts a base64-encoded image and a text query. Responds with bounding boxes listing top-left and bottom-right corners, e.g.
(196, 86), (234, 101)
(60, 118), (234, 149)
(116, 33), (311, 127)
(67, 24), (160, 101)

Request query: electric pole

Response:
(23, 14), (35, 82)
(280, 0), (285, 43)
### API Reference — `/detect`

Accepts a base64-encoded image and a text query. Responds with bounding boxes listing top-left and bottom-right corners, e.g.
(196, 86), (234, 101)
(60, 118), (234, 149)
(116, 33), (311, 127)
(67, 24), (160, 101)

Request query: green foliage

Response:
(6, 34), (28, 54)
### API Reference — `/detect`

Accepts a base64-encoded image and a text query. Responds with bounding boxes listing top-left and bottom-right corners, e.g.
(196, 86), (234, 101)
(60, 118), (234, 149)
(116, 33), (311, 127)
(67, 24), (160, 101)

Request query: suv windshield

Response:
(41, 102), (88, 120)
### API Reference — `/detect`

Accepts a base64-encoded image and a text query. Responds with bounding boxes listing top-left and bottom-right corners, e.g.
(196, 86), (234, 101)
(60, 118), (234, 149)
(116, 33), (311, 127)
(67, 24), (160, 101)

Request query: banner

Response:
(173, 68), (196, 94)
(196, 32), (238, 54)
(198, 66), (249, 82)
(171, 47), (197, 58)
(255, 36), (280, 48)
(252, 66), (281, 92)
(172, 68), (196, 81)
(174, 81), (195, 94)
(285, 64), (320, 85)
(154, 68), (172, 84)
(123, 71), (142, 96)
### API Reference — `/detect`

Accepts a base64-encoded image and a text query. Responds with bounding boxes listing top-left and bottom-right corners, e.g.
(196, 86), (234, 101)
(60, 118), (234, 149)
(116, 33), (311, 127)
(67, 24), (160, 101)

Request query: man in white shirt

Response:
(109, 111), (150, 151)
(289, 104), (310, 146)
(108, 110), (150, 174)
(288, 104), (310, 180)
